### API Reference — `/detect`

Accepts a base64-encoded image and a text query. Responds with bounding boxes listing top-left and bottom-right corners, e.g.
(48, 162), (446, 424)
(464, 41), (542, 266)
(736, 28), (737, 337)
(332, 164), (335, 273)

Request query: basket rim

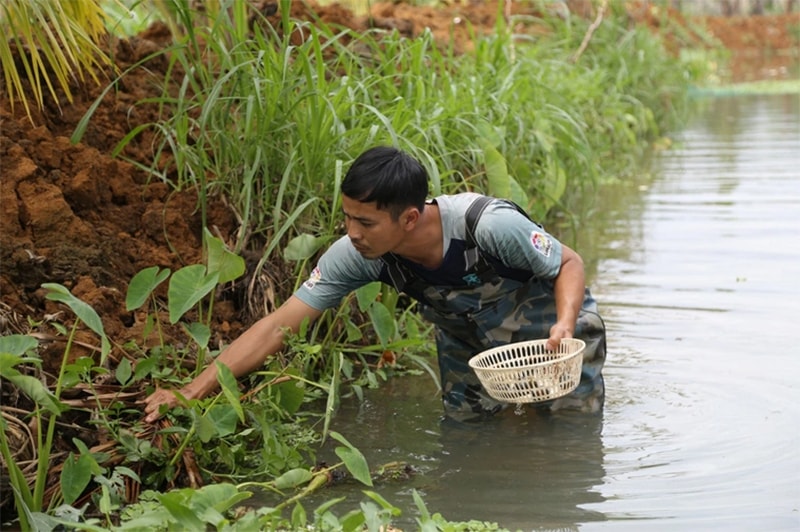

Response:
(467, 338), (586, 371)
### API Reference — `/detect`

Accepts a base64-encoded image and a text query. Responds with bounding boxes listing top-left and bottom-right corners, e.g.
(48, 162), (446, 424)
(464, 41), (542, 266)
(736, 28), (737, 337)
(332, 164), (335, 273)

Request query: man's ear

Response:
(401, 207), (420, 230)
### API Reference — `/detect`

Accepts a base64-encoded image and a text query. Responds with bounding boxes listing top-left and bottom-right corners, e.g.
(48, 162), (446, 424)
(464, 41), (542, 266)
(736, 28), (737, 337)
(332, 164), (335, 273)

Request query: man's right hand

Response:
(143, 388), (184, 423)
(139, 296), (321, 424)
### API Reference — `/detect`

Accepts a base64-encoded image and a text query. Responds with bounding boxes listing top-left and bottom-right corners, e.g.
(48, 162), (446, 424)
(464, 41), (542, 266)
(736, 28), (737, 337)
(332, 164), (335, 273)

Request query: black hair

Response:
(341, 146), (429, 220)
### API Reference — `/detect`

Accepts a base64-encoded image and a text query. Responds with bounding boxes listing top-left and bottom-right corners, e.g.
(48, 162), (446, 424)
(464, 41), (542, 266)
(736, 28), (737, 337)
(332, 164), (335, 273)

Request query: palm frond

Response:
(0, 0), (112, 122)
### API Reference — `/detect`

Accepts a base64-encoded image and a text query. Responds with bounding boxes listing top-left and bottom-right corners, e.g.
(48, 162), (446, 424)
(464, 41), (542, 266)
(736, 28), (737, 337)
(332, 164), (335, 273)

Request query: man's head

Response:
(341, 146), (428, 220)
(340, 147), (429, 259)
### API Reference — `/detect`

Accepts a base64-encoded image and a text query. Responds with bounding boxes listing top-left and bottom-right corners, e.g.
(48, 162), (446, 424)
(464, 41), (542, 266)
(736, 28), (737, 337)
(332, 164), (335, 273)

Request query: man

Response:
(144, 146), (605, 423)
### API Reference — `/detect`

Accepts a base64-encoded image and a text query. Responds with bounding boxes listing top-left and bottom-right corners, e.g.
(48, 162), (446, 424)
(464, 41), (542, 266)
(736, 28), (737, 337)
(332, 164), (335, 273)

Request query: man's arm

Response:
(143, 295), (323, 423)
(547, 244), (585, 350)
(475, 204), (587, 350)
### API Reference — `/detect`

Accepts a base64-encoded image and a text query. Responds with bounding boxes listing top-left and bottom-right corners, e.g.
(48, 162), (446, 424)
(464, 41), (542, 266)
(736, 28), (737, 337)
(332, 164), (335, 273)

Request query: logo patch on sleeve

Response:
(530, 231), (553, 257)
(303, 266), (322, 289)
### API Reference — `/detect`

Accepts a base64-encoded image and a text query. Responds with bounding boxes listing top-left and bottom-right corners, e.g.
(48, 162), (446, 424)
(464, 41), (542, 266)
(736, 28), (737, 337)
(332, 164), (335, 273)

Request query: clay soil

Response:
(1, 2), (798, 371)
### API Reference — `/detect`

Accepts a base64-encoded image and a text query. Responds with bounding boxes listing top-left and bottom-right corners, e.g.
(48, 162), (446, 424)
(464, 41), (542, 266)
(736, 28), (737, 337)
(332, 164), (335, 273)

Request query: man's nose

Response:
(346, 222), (361, 241)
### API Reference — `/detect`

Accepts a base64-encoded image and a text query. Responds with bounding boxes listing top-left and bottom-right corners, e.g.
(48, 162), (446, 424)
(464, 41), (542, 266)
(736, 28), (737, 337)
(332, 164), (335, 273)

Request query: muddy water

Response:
(311, 94), (800, 530)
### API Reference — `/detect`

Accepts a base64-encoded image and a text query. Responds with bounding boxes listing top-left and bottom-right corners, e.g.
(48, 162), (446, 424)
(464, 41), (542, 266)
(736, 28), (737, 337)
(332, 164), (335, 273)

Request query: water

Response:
(584, 94), (800, 531)
(308, 94), (800, 530)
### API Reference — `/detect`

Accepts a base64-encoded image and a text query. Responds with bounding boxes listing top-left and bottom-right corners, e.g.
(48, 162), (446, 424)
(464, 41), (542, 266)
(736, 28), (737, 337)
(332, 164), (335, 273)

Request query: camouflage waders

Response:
(417, 275), (606, 422)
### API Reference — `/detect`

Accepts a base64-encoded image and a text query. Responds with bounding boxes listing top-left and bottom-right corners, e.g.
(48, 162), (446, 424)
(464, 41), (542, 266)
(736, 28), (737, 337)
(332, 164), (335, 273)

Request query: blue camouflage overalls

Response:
(380, 197), (606, 421)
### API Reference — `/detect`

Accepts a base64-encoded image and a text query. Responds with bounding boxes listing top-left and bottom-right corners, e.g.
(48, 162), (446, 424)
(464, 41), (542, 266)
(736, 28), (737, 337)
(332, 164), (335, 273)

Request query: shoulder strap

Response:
(465, 195), (531, 244)
(463, 195), (531, 274)
(464, 195), (495, 250)
(381, 251), (413, 293)
(463, 195), (494, 272)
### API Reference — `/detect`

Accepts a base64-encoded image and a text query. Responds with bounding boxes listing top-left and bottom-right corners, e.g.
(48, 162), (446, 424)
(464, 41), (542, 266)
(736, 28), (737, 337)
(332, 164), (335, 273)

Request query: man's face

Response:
(342, 195), (407, 259)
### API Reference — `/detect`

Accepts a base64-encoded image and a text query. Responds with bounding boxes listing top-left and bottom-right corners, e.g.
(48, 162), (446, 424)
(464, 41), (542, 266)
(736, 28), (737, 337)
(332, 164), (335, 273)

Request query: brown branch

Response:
(571, 0), (609, 64)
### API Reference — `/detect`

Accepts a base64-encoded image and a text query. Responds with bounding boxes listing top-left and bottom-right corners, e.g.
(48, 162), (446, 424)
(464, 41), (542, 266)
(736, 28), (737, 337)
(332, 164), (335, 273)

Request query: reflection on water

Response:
(266, 94), (800, 529)
(311, 376), (608, 530)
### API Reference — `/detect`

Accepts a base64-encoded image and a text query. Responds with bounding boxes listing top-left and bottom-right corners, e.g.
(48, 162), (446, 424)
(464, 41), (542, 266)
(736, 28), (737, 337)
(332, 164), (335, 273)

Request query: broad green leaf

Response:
(355, 282), (381, 313)
(0, 334), (38, 356)
(114, 512), (172, 530)
(291, 501), (307, 528)
(361, 501), (381, 529)
(167, 265), (219, 324)
(0, 354), (23, 375)
(204, 228), (245, 284)
(157, 492), (204, 530)
(545, 162), (567, 205)
(99, 484), (112, 515)
(182, 322), (210, 349)
(274, 468), (313, 490)
(339, 511), (366, 531)
(71, 438), (104, 476)
(351, 384), (364, 403)
(362, 490), (401, 514)
(212, 488), (252, 513)
(28, 513), (69, 532)
(115, 357), (132, 385)
(341, 357), (353, 380)
(126, 266), (170, 311)
(115, 466), (141, 483)
(60, 452), (93, 505)
(8, 374), (64, 414)
(367, 302), (395, 348)
(187, 484), (250, 521)
(507, 175), (530, 211)
(273, 377), (304, 415)
(133, 356), (157, 381)
(482, 143), (511, 199)
(215, 361), (244, 422)
(284, 233), (325, 261)
(195, 504), (226, 527)
(476, 120), (503, 148)
(196, 412), (216, 443)
(313, 496), (346, 516)
(345, 320), (363, 343)
(205, 405), (239, 438)
(42, 283), (110, 362)
(330, 431), (372, 487)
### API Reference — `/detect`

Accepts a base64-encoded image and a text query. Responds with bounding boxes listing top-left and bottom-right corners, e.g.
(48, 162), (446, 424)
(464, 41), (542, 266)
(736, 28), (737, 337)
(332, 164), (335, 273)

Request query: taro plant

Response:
(0, 278), (112, 530)
(0, 228), (247, 529)
(126, 227), (245, 378)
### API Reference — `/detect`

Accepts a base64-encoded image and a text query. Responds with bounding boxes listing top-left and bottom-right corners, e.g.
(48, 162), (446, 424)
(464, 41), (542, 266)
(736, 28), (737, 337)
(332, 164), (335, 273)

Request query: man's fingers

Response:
(142, 390), (172, 423)
(144, 402), (164, 423)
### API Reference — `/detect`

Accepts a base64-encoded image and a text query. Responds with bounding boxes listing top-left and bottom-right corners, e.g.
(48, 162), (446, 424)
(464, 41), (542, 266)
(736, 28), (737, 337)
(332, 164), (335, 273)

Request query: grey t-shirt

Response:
(294, 193), (563, 311)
